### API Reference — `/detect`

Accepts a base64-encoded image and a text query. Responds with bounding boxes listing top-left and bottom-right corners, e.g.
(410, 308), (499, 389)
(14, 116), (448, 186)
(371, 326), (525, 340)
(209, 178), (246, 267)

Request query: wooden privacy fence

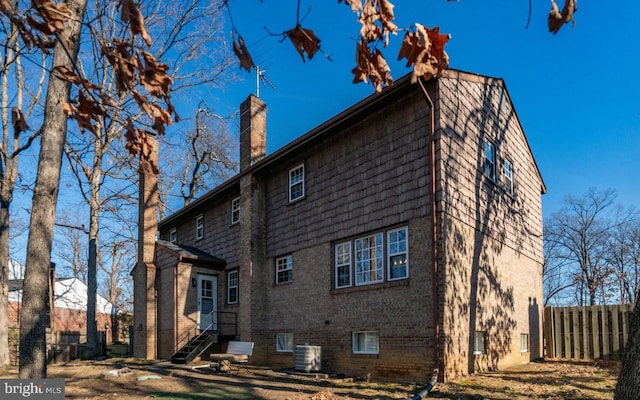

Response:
(544, 304), (634, 361)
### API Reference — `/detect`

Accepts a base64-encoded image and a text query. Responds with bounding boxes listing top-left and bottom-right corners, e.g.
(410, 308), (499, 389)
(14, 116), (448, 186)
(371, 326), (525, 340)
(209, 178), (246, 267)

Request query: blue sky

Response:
(210, 0), (640, 217)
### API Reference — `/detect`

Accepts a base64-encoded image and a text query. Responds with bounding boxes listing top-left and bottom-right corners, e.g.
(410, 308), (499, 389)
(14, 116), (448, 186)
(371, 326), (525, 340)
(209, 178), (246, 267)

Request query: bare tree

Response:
(0, 3), (47, 366)
(607, 219), (640, 305)
(544, 188), (635, 306)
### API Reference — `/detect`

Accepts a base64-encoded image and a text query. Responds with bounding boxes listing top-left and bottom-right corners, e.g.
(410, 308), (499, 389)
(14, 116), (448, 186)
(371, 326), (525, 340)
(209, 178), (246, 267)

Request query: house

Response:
(132, 69), (545, 382)
(9, 261), (121, 363)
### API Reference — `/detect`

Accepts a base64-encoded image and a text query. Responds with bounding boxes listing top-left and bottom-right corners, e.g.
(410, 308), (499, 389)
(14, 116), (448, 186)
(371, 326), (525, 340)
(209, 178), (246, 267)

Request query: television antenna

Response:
(254, 65), (277, 98)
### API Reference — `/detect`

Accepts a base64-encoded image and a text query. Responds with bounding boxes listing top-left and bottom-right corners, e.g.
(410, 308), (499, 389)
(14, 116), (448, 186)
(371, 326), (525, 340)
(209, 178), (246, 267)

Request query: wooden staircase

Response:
(171, 330), (218, 364)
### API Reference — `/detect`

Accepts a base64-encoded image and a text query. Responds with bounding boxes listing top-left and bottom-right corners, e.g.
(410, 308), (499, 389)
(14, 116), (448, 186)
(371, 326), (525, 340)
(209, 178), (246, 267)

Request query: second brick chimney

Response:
(239, 95), (266, 171)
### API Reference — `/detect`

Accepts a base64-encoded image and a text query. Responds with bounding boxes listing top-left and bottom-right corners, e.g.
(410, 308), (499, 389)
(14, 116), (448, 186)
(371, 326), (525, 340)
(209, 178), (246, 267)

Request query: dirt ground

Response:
(0, 358), (619, 400)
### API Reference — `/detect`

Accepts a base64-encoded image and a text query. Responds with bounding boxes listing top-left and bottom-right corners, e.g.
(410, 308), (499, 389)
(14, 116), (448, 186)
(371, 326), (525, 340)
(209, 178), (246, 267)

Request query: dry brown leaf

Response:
(121, 0), (152, 46)
(140, 51), (172, 98)
(286, 25), (321, 62)
(231, 31), (255, 72)
(398, 24), (449, 83)
(338, 0), (362, 13)
(30, 0), (70, 35)
(102, 40), (137, 93)
(548, 0), (577, 34)
(53, 66), (102, 90)
(11, 108), (29, 136)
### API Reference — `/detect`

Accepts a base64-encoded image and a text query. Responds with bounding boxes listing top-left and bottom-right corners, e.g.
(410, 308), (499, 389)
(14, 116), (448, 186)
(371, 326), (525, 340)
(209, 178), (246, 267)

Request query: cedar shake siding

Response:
(141, 70), (544, 383)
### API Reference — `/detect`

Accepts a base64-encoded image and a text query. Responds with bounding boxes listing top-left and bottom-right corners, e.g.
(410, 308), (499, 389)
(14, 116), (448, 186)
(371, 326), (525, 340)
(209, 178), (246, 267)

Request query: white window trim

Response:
(288, 163), (305, 202)
(520, 333), (529, 353)
(169, 228), (177, 244)
(504, 159), (514, 196)
(483, 140), (496, 181)
(335, 241), (352, 288)
(231, 197), (240, 225)
(275, 255), (293, 284)
(387, 227), (409, 281)
(473, 331), (486, 355)
(354, 233), (384, 286)
(276, 333), (294, 353)
(227, 270), (239, 304)
(352, 331), (379, 355)
(195, 215), (204, 240)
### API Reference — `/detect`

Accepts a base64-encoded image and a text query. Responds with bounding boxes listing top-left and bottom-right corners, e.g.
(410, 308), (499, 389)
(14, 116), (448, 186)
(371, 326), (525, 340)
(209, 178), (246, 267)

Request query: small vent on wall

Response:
(295, 345), (321, 373)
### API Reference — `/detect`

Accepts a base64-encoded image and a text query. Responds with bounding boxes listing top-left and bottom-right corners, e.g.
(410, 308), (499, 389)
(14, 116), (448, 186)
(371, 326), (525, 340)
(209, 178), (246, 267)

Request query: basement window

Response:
(473, 331), (486, 355)
(352, 331), (379, 355)
(276, 333), (294, 352)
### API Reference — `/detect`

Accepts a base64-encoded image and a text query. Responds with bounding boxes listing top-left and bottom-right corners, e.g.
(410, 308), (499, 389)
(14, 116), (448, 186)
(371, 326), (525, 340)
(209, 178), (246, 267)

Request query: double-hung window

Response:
(335, 242), (352, 288)
(195, 215), (204, 240)
(387, 227), (408, 280)
(355, 234), (384, 285)
(352, 331), (379, 354)
(275, 255), (293, 284)
(289, 164), (305, 202)
(227, 270), (239, 304)
(231, 197), (240, 224)
(169, 228), (177, 244)
(504, 160), (514, 195)
(483, 140), (496, 181)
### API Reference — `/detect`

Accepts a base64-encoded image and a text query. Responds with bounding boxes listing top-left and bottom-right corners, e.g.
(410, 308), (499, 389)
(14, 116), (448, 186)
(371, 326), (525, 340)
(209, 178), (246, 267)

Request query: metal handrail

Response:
(174, 311), (237, 354)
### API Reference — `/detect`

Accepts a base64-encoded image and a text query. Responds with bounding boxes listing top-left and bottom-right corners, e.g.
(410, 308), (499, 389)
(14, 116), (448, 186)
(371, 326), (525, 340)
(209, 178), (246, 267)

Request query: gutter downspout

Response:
(415, 77), (440, 398)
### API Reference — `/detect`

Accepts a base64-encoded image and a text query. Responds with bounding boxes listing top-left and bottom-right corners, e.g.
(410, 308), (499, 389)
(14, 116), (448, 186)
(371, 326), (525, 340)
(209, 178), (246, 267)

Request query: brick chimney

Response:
(132, 134), (159, 360)
(239, 95), (266, 171)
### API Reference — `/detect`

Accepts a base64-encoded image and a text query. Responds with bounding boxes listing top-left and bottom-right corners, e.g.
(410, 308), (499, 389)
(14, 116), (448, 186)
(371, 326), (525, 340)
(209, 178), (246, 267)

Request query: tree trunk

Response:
(615, 298), (640, 399)
(0, 206), (9, 366)
(18, 0), (87, 378)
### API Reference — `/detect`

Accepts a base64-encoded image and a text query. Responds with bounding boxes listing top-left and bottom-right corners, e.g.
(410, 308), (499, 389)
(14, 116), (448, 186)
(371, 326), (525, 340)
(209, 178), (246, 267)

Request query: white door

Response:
(197, 275), (217, 330)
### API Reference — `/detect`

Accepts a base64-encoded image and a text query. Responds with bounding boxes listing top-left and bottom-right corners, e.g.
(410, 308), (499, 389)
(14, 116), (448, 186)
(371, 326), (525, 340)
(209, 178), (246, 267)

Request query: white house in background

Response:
(8, 261), (121, 359)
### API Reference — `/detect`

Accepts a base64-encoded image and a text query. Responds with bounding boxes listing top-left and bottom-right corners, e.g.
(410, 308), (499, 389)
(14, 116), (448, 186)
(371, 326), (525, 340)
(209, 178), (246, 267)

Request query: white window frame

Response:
(520, 333), (529, 353)
(335, 242), (352, 288)
(483, 140), (496, 181)
(352, 331), (379, 355)
(355, 233), (384, 286)
(275, 255), (293, 284)
(227, 270), (239, 304)
(387, 227), (409, 280)
(276, 333), (294, 353)
(195, 215), (204, 240)
(288, 163), (305, 202)
(504, 159), (514, 195)
(169, 228), (177, 244)
(473, 331), (486, 355)
(231, 197), (240, 225)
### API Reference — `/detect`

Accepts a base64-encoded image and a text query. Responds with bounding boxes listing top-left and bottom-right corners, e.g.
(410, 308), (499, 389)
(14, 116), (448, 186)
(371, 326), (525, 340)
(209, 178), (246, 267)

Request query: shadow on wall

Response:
(439, 77), (540, 378)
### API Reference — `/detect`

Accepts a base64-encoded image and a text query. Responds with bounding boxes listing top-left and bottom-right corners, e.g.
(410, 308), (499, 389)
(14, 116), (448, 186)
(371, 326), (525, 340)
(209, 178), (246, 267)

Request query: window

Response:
(483, 140), (496, 181)
(275, 256), (293, 284)
(334, 227), (409, 289)
(276, 333), (294, 352)
(473, 331), (486, 355)
(335, 242), (352, 288)
(352, 331), (379, 354)
(289, 164), (305, 202)
(195, 215), (204, 240)
(169, 228), (177, 244)
(231, 197), (240, 224)
(387, 227), (408, 280)
(504, 160), (513, 195)
(520, 333), (529, 353)
(355, 233), (384, 285)
(227, 270), (239, 304)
